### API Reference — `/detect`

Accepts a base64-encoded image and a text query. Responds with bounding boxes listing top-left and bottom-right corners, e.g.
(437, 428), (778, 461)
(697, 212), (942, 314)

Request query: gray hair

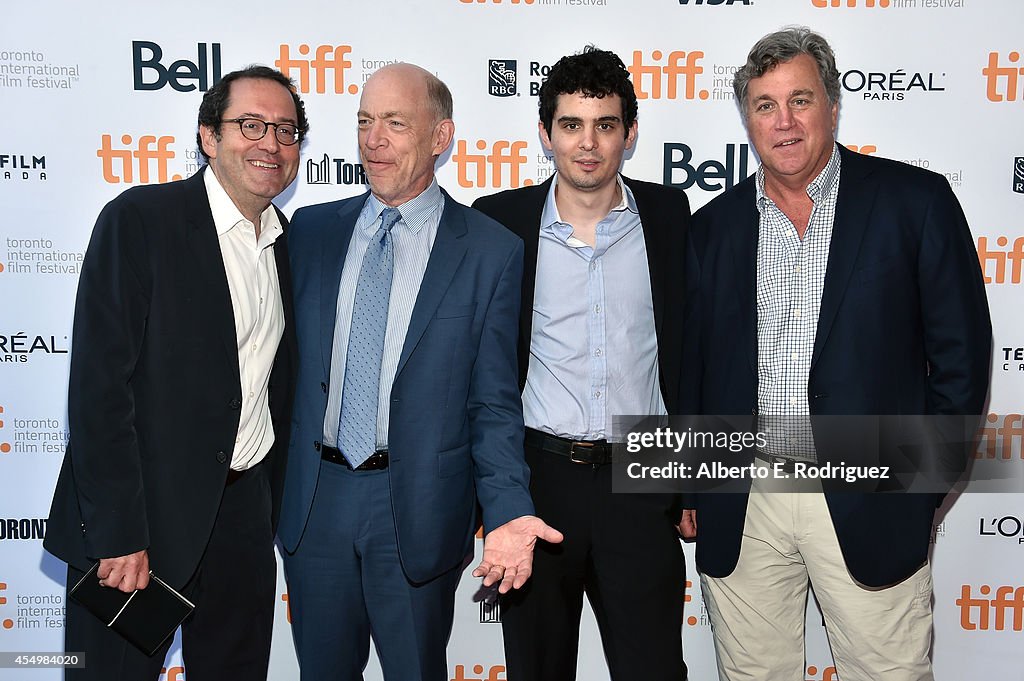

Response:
(424, 70), (454, 123)
(733, 27), (841, 118)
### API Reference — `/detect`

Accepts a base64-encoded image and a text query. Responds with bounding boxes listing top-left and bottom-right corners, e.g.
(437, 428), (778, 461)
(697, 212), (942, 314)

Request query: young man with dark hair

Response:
(474, 46), (690, 681)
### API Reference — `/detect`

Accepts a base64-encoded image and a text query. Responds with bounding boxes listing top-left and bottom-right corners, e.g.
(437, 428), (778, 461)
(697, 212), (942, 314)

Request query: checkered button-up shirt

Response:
(755, 144), (841, 461)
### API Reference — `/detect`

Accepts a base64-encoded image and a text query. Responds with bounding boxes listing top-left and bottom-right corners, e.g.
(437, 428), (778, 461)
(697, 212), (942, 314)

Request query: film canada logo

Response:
(488, 60), (517, 97)
(132, 40), (221, 92)
(628, 50), (708, 100)
(1013, 157), (1024, 194)
(452, 139), (532, 188)
(276, 44), (357, 95)
(957, 585), (1024, 631)
(0, 154), (46, 181)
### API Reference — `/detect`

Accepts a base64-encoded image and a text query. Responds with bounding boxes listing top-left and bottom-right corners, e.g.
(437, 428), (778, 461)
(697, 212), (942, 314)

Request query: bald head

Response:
(363, 63), (453, 125)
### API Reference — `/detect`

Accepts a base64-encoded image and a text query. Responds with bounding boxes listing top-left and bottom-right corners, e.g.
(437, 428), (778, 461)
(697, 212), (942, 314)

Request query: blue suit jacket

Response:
(278, 189), (535, 583)
(682, 146), (991, 587)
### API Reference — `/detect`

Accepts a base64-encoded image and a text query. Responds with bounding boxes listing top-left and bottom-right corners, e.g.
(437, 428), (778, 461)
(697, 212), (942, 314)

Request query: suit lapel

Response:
(729, 181), (760, 376)
(183, 169), (240, 386)
(395, 191), (468, 378)
(627, 178), (667, 340)
(320, 195), (366, 374)
(811, 147), (876, 371)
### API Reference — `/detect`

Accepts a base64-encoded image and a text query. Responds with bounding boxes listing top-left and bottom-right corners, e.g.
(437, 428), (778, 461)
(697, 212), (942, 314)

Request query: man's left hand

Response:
(473, 515), (563, 593)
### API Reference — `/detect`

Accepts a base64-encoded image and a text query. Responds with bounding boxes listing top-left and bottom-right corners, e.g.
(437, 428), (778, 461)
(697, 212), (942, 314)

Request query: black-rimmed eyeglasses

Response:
(223, 118), (301, 146)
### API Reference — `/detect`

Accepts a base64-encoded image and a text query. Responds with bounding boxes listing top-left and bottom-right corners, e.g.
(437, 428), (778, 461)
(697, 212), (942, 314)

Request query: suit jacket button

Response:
(216, 451), (227, 464)
(229, 398), (241, 409)
(321, 382), (328, 393)
(314, 440), (321, 451)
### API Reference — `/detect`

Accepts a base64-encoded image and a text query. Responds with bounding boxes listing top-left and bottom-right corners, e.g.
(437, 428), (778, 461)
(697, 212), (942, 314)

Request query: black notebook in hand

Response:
(69, 562), (195, 656)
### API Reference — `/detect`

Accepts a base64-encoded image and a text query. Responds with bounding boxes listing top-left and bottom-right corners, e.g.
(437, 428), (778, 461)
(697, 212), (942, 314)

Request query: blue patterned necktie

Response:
(337, 207), (401, 468)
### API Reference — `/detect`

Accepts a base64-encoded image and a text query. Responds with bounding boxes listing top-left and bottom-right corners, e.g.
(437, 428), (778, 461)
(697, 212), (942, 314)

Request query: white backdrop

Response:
(1, 1), (1022, 679)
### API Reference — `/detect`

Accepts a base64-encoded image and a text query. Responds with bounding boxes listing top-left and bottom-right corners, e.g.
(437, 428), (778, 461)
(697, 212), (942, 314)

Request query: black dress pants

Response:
(501, 444), (687, 681)
(64, 463), (277, 681)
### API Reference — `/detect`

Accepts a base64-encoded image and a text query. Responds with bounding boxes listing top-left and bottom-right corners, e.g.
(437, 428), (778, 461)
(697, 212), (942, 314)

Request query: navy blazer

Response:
(683, 146), (991, 587)
(46, 169), (297, 590)
(278, 189), (535, 584)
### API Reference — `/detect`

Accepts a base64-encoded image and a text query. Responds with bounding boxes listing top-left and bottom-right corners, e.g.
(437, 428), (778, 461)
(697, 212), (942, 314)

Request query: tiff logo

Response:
(957, 585), (1024, 631)
(983, 52), (1024, 102)
(97, 135), (180, 184)
(627, 50), (707, 100)
(452, 140), (530, 188)
(276, 44), (356, 95)
(451, 664), (506, 680)
(976, 236), (1024, 284)
(977, 413), (1024, 459)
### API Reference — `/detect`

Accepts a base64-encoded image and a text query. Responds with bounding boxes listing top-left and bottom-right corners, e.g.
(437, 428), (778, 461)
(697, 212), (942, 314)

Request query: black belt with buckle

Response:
(322, 445), (389, 471)
(524, 428), (614, 466)
(755, 451), (801, 474)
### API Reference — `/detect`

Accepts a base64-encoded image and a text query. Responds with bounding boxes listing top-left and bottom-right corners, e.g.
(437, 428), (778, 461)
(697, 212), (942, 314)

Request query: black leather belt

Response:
(524, 428), (614, 466)
(322, 445), (389, 471)
(754, 451), (802, 474)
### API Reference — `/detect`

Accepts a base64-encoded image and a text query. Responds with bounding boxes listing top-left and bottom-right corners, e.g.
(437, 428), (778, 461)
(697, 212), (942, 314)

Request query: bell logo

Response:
(97, 135), (180, 185)
(977, 413), (1024, 459)
(452, 140), (531, 188)
(628, 50), (708, 100)
(132, 41), (221, 92)
(976, 236), (1024, 284)
(957, 585), (1024, 631)
(663, 142), (751, 192)
(983, 52), (1024, 102)
(812, 0), (890, 6)
(276, 44), (356, 95)
(451, 664), (505, 681)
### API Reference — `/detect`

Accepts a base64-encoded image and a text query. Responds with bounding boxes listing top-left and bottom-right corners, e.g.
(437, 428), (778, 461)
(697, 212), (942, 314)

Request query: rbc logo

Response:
(663, 142), (751, 192)
(1013, 157), (1024, 193)
(132, 41), (222, 92)
(488, 60), (517, 97)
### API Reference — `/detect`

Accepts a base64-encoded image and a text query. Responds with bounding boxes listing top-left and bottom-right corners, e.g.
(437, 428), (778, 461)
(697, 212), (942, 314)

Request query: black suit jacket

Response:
(472, 175), (690, 414)
(45, 169), (297, 590)
(683, 146), (991, 586)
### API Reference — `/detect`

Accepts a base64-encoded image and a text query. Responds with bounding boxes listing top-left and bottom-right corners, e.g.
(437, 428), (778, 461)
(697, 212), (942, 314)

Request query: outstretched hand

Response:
(473, 515), (563, 593)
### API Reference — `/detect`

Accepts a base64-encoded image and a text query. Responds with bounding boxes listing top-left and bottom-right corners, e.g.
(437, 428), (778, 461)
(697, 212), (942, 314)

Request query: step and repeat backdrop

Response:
(1, 0), (1022, 679)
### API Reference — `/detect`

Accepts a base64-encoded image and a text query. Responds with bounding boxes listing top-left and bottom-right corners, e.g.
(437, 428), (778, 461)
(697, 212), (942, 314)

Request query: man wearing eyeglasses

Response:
(45, 65), (305, 681)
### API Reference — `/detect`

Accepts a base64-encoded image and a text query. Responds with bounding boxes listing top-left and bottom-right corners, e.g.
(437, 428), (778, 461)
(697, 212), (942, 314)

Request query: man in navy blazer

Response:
(679, 28), (990, 681)
(278, 63), (560, 681)
(46, 66), (304, 680)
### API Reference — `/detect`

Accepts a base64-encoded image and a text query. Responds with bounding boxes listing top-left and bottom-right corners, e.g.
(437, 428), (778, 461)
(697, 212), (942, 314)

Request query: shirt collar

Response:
(204, 166), (283, 244)
(540, 174), (637, 241)
(756, 142), (842, 210)
(363, 179), (443, 235)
